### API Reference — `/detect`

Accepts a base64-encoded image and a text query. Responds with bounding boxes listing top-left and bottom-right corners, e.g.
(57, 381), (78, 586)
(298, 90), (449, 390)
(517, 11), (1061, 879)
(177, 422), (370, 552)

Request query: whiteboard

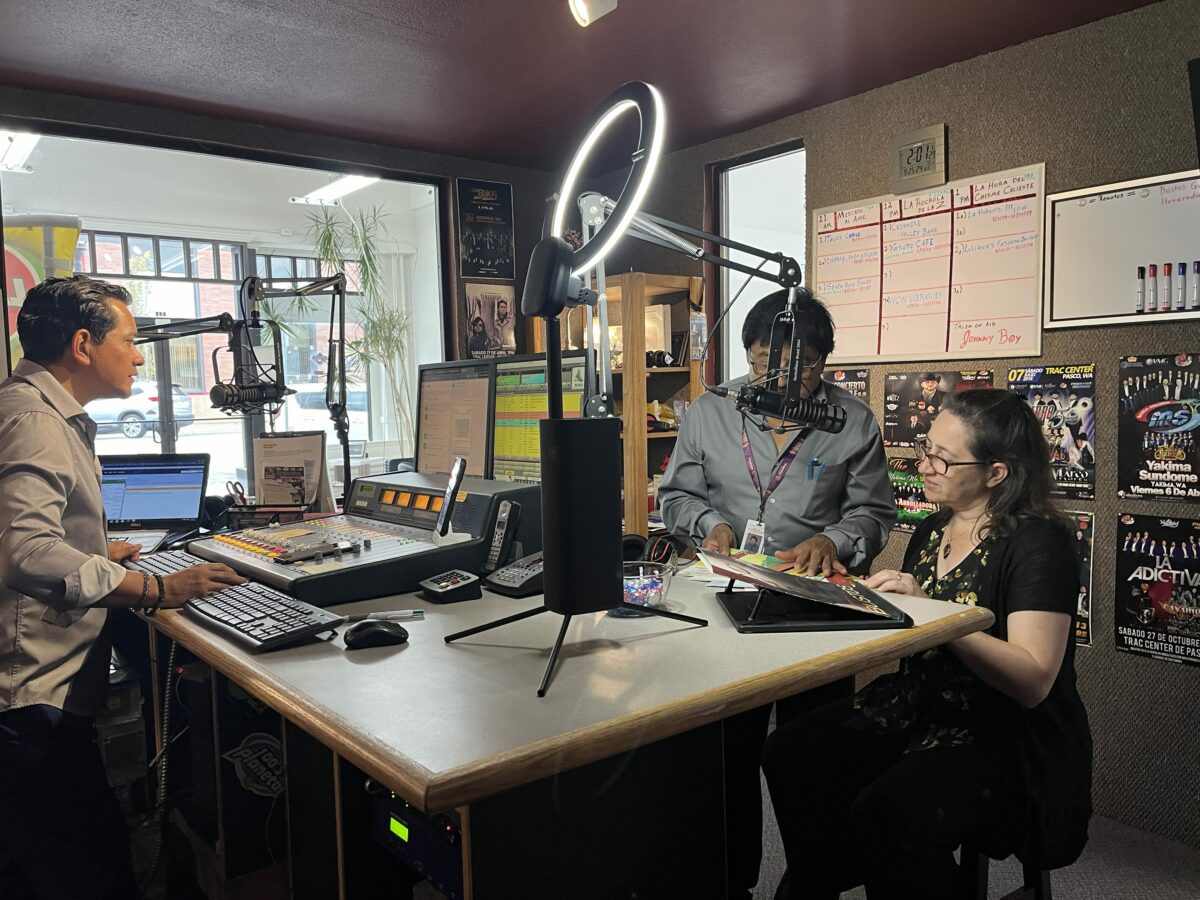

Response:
(813, 164), (1044, 364)
(1044, 170), (1200, 329)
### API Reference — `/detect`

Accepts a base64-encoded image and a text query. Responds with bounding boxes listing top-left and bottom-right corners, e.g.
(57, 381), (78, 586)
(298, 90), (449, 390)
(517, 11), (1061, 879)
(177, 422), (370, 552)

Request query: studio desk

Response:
(145, 571), (993, 900)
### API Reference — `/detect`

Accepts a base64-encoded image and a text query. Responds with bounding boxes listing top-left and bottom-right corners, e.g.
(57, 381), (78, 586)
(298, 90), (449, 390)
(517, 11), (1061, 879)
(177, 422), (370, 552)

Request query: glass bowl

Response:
(611, 561), (673, 617)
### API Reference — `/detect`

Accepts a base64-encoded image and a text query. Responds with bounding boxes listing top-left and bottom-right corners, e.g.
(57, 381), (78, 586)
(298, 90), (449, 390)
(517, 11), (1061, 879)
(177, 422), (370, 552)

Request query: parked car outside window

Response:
(86, 381), (195, 438)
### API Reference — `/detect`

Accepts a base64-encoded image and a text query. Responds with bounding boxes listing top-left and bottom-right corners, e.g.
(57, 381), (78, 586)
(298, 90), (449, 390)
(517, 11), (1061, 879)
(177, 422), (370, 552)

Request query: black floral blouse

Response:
(857, 522), (997, 752)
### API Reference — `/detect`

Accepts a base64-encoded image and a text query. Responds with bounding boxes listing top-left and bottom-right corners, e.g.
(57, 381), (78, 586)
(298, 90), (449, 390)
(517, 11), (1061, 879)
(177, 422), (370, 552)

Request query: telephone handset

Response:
(484, 551), (543, 598)
(483, 500), (520, 574)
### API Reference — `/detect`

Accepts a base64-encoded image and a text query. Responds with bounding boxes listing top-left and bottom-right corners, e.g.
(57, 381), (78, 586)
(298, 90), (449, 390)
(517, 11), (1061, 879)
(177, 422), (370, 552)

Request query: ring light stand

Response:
(444, 81), (707, 697)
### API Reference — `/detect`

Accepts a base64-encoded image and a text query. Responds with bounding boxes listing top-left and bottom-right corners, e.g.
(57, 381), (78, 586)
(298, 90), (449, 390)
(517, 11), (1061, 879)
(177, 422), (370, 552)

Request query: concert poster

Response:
(465, 283), (516, 358)
(1115, 513), (1200, 666)
(884, 370), (994, 447)
(456, 178), (515, 279)
(1117, 354), (1200, 502)
(887, 456), (937, 533)
(1006, 364), (1096, 500)
(1064, 511), (1094, 646)
(826, 368), (870, 402)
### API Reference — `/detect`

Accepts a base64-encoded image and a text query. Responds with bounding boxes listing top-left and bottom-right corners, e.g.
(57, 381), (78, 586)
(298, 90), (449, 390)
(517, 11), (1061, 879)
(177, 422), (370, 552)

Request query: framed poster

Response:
(1065, 511), (1094, 647)
(883, 370), (993, 447)
(457, 179), (515, 279)
(1007, 364), (1096, 500)
(465, 283), (516, 358)
(1117, 354), (1200, 502)
(1115, 513), (1200, 666)
(887, 457), (937, 533)
(826, 368), (870, 402)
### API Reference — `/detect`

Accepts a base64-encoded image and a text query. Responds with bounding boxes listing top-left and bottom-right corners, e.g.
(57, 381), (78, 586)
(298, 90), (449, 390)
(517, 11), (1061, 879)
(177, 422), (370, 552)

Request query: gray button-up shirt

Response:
(659, 378), (896, 571)
(0, 360), (128, 717)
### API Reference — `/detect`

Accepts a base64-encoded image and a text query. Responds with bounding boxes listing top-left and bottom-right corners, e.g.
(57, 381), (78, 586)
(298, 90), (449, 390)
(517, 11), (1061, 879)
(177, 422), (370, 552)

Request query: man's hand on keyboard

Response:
(108, 540), (141, 564)
(163, 564), (248, 608)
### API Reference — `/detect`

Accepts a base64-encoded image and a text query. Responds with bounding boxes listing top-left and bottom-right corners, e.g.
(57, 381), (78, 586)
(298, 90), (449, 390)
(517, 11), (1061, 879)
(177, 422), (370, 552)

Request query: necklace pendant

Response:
(942, 541), (951, 559)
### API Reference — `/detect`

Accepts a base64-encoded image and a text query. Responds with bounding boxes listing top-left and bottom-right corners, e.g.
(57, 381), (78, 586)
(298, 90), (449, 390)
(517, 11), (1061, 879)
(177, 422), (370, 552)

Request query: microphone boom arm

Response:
(584, 195), (841, 433)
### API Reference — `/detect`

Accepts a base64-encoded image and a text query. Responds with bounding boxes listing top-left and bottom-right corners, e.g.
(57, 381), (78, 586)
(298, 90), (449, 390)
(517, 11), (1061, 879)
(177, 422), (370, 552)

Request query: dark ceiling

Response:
(0, 0), (1162, 171)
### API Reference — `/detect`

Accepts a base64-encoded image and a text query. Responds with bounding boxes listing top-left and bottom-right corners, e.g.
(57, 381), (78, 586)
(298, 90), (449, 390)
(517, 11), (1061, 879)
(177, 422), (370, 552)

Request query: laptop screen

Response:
(100, 454), (210, 528)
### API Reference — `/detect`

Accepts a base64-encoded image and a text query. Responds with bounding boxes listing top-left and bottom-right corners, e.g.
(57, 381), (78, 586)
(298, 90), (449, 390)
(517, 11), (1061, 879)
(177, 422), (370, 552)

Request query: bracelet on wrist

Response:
(138, 572), (151, 610)
(145, 573), (167, 616)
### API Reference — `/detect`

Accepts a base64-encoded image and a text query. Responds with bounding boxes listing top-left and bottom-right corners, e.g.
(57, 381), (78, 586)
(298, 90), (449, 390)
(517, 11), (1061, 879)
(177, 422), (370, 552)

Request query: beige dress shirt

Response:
(0, 360), (128, 718)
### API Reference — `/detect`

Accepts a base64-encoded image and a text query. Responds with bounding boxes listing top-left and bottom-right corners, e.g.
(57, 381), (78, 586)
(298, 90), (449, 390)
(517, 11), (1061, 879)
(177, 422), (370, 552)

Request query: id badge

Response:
(741, 519), (766, 554)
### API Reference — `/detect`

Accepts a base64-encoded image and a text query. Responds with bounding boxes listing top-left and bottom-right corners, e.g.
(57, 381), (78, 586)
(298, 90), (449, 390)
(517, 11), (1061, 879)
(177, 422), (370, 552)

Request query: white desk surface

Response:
(150, 569), (993, 811)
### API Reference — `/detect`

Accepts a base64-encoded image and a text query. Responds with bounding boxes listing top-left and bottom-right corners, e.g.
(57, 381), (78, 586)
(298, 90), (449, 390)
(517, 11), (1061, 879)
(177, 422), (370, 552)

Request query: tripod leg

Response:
(444, 606), (549, 643)
(537, 615), (573, 698)
(618, 604), (708, 627)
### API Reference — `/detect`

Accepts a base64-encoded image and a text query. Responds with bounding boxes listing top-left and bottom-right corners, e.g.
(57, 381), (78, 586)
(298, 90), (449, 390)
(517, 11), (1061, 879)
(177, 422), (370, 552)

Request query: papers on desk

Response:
(254, 432), (336, 512)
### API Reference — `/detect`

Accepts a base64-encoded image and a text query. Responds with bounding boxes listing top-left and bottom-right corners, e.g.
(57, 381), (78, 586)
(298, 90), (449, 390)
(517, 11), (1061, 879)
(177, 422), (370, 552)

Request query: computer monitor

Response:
(491, 351), (590, 483)
(100, 453), (210, 529)
(414, 359), (494, 479)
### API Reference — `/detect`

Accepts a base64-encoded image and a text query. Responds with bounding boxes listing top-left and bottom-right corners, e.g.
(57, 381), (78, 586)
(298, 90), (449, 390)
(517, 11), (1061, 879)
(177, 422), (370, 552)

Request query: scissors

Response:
(225, 480), (248, 505)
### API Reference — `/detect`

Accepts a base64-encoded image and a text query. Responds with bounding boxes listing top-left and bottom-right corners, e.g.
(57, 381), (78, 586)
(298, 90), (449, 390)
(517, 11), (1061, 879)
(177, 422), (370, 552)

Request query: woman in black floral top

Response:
(764, 390), (1091, 899)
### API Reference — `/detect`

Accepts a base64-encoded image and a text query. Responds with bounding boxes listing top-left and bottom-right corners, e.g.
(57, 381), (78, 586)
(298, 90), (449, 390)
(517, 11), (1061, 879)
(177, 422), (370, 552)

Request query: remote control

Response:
(418, 569), (483, 604)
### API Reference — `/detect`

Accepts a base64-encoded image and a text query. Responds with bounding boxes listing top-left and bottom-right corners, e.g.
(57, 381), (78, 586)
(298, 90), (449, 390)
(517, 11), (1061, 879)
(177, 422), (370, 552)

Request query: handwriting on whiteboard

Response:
(814, 164), (1044, 363)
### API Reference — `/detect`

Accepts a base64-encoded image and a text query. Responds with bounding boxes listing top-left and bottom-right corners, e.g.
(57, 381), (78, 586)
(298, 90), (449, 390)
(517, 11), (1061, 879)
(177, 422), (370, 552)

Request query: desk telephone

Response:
(484, 552), (543, 598)
(421, 498), (524, 603)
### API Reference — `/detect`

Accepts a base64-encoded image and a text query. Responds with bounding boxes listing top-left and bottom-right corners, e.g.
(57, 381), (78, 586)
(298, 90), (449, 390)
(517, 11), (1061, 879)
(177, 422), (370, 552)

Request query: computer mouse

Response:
(343, 619), (409, 650)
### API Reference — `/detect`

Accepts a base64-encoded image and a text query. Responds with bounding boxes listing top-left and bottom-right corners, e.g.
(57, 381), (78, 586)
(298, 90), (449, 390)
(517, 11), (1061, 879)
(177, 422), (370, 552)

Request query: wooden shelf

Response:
(612, 366), (691, 376)
(605, 272), (704, 538)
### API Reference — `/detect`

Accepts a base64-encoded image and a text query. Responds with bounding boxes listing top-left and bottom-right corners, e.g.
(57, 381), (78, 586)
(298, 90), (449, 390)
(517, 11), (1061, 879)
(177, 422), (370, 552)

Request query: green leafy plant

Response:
(266, 204), (415, 453)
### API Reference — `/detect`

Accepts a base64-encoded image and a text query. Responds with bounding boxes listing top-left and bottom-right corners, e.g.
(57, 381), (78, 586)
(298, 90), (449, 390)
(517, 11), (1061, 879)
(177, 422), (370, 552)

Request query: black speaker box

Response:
(539, 417), (623, 615)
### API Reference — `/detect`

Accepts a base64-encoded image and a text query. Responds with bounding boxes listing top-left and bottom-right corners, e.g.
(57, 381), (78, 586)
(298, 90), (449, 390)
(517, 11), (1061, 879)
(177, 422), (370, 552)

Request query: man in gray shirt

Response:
(659, 288), (895, 898)
(0, 276), (244, 899)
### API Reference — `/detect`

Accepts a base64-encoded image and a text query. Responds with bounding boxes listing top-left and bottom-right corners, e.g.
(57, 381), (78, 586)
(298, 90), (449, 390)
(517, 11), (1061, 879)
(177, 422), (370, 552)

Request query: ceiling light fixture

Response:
(0, 131), (41, 174)
(289, 174), (380, 206)
(569, 0), (617, 27)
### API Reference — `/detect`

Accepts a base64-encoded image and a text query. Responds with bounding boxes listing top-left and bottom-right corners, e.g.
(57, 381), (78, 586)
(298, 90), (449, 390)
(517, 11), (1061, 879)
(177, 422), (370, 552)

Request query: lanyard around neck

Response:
(741, 419), (806, 520)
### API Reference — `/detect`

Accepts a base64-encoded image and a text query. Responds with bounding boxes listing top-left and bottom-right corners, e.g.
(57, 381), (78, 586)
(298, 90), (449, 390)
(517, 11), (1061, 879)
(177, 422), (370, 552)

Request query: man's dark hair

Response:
(17, 275), (132, 364)
(740, 287), (834, 358)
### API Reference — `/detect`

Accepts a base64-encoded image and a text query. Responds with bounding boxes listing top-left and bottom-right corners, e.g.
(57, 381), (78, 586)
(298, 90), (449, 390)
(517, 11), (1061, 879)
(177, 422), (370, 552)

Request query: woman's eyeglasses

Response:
(915, 438), (991, 476)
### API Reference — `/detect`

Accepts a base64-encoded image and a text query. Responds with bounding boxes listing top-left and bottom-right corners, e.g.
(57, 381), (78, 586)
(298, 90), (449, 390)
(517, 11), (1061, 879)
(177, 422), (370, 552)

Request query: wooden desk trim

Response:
(149, 604), (991, 811)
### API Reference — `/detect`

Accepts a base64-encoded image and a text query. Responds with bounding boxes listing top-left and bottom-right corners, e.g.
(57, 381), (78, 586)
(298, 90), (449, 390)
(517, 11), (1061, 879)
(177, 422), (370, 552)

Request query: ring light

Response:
(551, 81), (665, 278)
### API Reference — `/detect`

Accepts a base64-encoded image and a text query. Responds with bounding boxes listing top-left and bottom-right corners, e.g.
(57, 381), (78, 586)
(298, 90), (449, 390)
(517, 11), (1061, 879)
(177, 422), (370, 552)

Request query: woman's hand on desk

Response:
(701, 524), (736, 554)
(164, 564), (247, 608)
(863, 569), (927, 598)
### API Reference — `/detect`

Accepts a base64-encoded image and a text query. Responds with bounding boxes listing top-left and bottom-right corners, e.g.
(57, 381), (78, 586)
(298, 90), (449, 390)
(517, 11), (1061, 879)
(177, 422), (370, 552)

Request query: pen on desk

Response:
(342, 610), (425, 623)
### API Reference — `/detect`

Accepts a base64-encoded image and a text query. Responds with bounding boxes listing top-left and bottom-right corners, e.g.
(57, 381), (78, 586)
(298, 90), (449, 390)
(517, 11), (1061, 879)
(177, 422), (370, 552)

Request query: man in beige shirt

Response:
(0, 275), (244, 900)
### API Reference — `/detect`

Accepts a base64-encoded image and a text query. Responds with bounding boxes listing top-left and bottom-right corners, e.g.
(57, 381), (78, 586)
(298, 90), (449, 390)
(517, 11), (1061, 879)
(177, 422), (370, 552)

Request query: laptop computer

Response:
(100, 453), (210, 553)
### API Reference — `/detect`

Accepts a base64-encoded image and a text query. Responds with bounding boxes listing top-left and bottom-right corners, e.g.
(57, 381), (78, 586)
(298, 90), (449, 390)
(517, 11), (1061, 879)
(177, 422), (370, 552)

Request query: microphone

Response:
(209, 382), (294, 414)
(710, 384), (847, 434)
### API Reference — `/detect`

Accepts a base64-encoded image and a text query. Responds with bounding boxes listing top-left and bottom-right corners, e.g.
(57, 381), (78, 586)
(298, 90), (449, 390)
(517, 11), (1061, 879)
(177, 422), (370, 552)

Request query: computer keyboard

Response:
(129, 550), (344, 651)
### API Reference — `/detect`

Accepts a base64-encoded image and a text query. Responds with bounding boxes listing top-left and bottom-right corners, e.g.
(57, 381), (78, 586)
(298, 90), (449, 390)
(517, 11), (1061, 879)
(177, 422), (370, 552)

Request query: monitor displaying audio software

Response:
(492, 352), (590, 483)
(415, 359), (493, 479)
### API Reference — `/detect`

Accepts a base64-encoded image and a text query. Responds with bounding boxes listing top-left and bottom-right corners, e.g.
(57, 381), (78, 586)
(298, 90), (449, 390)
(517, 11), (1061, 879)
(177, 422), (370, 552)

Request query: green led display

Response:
(390, 816), (410, 842)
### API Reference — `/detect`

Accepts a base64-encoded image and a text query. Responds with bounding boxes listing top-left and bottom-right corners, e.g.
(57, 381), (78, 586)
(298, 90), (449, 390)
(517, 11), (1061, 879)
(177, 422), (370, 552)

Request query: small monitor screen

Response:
(100, 454), (209, 527)
(492, 353), (589, 484)
(415, 360), (493, 478)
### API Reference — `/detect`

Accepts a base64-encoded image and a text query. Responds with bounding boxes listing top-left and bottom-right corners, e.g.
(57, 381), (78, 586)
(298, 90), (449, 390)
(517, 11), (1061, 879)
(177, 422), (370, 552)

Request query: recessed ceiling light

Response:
(289, 174), (380, 206)
(0, 131), (41, 174)
(570, 0), (617, 27)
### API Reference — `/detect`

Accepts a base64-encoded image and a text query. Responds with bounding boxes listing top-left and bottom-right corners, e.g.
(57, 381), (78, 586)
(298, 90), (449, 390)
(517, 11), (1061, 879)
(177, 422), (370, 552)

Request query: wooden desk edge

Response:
(150, 605), (993, 813)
